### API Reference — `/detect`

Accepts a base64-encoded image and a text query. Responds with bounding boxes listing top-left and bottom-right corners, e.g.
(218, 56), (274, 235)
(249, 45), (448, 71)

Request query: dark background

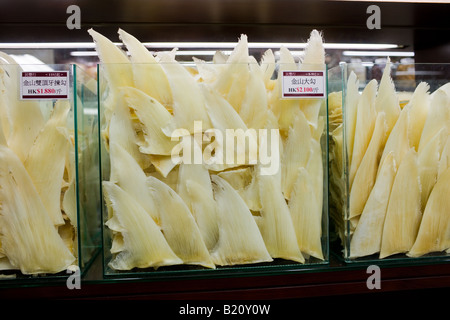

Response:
(0, 0), (448, 63)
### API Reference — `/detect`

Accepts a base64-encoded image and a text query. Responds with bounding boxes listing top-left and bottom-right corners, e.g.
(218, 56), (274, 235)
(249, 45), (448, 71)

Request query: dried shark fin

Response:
(437, 136), (450, 179)
(210, 175), (272, 266)
(345, 72), (360, 165)
(298, 29), (326, 129)
(24, 100), (71, 226)
(212, 34), (250, 113)
(0, 55), (46, 162)
(270, 46), (300, 135)
(417, 127), (448, 212)
(408, 167), (450, 257)
(147, 176), (215, 269)
(103, 181), (182, 270)
(406, 82), (431, 151)
(88, 28), (134, 90)
(176, 162), (219, 251)
(349, 112), (387, 223)
(239, 62), (269, 130)
(200, 82), (257, 171)
(349, 79), (378, 189)
(378, 97), (412, 175)
(109, 142), (158, 222)
(349, 152), (397, 258)
(217, 166), (262, 212)
(418, 87), (450, 154)
(289, 166), (324, 260)
(300, 29), (325, 66)
(256, 134), (304, 263)
(118, 28), (173, 109)
(107, 91), (151, 171)
(374, 58), (401, 141)
(380, 148), (422, 259)
(0, 145), (75, 274)
(158, 52), (212, 135)
(259, 49), (276, 90)
(281, 109), (311, 200)
(121, 86), (176, 155)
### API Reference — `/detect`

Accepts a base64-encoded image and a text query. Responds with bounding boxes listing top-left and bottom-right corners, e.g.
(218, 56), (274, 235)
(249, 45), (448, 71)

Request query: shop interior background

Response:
(0, 0), (448, 85)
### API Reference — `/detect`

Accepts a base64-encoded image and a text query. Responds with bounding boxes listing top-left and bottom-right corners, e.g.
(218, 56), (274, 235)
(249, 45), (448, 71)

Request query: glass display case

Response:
(96, 30), (329, 279)
(0, 59), (102, 283)
(328, 61), (450, 265)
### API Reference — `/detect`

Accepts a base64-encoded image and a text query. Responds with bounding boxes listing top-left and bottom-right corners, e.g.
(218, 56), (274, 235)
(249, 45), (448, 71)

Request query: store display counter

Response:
(2, 253), (449, 300)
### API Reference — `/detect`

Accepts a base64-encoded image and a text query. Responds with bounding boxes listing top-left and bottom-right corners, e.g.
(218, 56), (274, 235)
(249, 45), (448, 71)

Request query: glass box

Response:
(0, 59), (102, 283)
(328, 61), (450, 264)
(98, 54), (329, 279)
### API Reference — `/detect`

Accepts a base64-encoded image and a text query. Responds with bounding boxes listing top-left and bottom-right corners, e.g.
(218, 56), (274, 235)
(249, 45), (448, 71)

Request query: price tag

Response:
(281, 70), (325, 99)
(20, 71), (69, 100)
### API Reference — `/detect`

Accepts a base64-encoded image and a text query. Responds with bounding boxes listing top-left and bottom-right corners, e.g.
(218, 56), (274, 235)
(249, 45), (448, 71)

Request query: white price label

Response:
(281, 70), (325, 99)
(20, 71), (69, 100)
